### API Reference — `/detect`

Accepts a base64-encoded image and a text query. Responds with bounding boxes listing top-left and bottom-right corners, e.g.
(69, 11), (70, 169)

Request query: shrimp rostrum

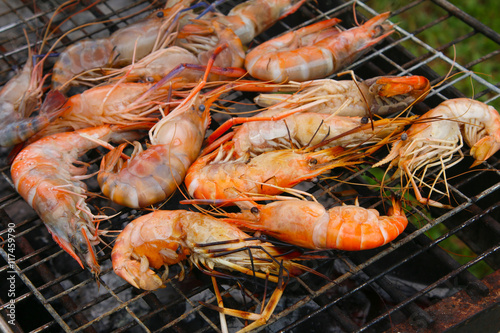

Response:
(374, 98), (500, 208)
(112, 209), (310, 332)
(11, 125), (148, 274)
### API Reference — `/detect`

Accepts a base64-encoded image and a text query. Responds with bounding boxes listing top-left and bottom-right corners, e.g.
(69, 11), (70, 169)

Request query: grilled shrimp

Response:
(223, 197), (408, 251)
(178, 0), (307, 46)
(374, 98), (500, 207)
(11, 125), (147, 274)
(98, 46), (201, 83)
(52, 0), (194, 92)
(254, 75), (431, 116)
(186, 142), (358, 201)
(245, 12), (394, 82)
(28, 81), (172, 143)
(97, 47), (226, 208)
(0, 48), (66, 146)
(112, 209), (305, 290)
(207, 107), (411, 158)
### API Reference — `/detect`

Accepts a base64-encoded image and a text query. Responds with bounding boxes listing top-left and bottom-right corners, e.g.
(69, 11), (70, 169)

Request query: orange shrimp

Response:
(178, 0), (308, 46)
(28, 81), (173, 143)
(253, 75), (431, 116)
(52, 0), (195, 92)
(112, 209), (305, 290)
(205, 105), (412, 159)
(112, 209), (310, 332)
(97, 46), (226, 208)
(245, 12), (394, 82)
(374, 98), (500, 208)
(0, 45), (66, 147)
(221, 197), (408, 251)
(11, 124), (149, 274)
(186, 142), (359, 202)
(96, 46), (201, 83)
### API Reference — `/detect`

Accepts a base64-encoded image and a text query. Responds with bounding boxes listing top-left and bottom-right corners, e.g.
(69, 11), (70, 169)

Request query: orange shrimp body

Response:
(186, 143), (354, 201)
(11, 125), (145, 274)
(229, 109), (409, 158)
(245, 12), (394, 82)
(377, 98), (500, 170)
(374, 98), (500, 207)
(254, 76), (430, 116)
(103, 46), (201, 83)
(226, 199), (408, 251)
(29, 82), (171, 142)
(98, 98), (210, 208)
(178, 0), (308, 46)
(112, 210), (303, 290)
(52, 1), (193, 91)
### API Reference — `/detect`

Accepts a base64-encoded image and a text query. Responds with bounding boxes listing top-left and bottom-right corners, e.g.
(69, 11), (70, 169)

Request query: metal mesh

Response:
(0, 0), (499, 332)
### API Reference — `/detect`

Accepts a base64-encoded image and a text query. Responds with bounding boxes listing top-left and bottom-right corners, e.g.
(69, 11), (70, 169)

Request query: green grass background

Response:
(366, 0), (499, 108)
(364, 1), (498, 278)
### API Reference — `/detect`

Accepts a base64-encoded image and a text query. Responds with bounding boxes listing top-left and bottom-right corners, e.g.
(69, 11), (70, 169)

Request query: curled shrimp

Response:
(52, 0), (194, 92)
(11, 125), (148, 274)
(186, 142), (359, 202)
(112, 209), (309, 332)
(245, 12), (394, 82)
(97, 47), (226, 208)
(374, 98), (500, 208)
(112, 209), (305, 289)
(219, 197), (408, 251)
(253, 75), (431, 116)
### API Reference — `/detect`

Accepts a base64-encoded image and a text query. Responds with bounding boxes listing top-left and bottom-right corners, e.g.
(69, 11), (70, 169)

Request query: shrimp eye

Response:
(361, 116), (369, 124)
(250, 207), (259, 215)
(156, 11), (164, 18)
(176, 244), (182, 254)
(309, 158), (318, 165)
(199, 104), (205, 112)
(374, 25), (385, 37)
(146, 76), (154, 82)
(401, 132), (408, 141)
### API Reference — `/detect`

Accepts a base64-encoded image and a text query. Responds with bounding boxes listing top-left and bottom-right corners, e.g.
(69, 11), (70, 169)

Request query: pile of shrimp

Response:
(3, 0), (500, 332)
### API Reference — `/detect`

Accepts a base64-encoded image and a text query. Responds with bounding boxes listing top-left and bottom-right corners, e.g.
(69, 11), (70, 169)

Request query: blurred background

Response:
(367, 0), (499, 109)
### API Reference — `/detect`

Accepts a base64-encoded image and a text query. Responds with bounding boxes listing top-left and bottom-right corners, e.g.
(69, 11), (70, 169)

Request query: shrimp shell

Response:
(186, 143), (357, 201)
(112, 209), (303, 290)
(245, 12), (394, 82)
(11, 125), (146, 274)
(225, 198), (408, 251)
(374, 98), (500, 207)
(254, 75), (431, 116)
(52, 1), (194, 91)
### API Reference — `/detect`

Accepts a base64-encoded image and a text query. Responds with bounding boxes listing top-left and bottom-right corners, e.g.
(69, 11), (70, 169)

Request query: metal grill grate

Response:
(0, 0), (499, 332)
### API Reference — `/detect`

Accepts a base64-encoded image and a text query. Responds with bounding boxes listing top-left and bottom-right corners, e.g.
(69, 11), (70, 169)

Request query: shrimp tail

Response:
(114, 258), (165, 290)
(470, 136), (500, 168)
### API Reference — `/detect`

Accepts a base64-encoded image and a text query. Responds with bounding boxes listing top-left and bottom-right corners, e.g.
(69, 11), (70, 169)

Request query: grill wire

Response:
(0, 0), (499, 332)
